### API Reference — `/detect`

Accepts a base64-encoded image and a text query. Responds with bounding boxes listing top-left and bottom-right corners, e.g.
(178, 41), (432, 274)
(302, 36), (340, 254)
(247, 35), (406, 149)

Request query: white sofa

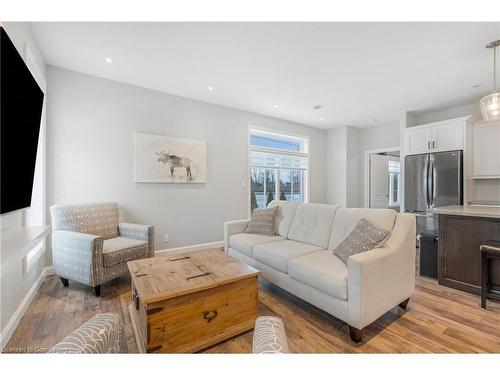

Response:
(224, 200), (416, 342)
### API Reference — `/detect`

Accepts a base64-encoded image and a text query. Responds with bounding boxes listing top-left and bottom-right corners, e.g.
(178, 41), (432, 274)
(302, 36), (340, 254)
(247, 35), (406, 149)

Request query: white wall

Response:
(325, 127), (347, 206)
(346, 127), (361, 207)
(46, 67), (327, 250)
(325, 126), (360, 207)
(0, 23), (48, 341)
(401, 100), (482, 128)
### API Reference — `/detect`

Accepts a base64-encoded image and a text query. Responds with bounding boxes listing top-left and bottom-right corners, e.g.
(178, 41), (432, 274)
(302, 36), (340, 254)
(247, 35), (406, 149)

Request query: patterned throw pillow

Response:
(333, 218), (391, 264)
(245, 206), (279, 235)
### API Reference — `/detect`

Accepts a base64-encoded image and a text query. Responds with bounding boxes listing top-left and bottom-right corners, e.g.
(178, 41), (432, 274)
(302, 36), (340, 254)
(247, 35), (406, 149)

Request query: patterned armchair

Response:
(50, 202), (154, 296)
(252, 316), (289, 353)
(49, 313), (121, 353)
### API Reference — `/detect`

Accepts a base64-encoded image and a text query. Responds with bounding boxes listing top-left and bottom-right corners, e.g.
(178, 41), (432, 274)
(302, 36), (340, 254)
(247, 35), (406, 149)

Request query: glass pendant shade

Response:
(480, 92), (500, 121)
(481, 40), (500, 121)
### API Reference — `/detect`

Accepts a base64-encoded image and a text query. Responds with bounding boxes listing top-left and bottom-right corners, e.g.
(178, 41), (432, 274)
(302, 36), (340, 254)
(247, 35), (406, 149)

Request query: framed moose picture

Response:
(134, 133), (207, 183)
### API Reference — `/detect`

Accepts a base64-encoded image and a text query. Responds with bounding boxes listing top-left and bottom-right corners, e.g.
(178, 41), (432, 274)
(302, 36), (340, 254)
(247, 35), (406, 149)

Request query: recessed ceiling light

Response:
(319, 117), (324, 121)
(105, 57), (113, 63)
(208, 86), (214, 91)
(273, 104), (279, 108)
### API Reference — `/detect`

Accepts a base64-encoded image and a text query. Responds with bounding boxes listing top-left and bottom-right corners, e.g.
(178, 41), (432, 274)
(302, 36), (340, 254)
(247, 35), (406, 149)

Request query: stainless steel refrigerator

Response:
(404, 150), (463, 277)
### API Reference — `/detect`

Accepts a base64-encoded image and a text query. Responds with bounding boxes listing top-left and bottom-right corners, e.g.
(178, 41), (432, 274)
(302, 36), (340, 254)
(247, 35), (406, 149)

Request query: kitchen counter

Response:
(432, 205), (500, 219)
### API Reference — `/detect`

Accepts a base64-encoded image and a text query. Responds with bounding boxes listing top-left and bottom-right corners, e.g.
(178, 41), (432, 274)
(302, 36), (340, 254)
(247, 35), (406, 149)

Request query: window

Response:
(388, 160), (401, 207)
(249, 129), (309, 211)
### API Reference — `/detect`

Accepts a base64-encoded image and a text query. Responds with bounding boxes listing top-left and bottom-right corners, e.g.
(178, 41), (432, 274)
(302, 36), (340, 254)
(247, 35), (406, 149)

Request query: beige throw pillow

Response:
(245, 206), (279, 236)
(333, 218), (391, 264)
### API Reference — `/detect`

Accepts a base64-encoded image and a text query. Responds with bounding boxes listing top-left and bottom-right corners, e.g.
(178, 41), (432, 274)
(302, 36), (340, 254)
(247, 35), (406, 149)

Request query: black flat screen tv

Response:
(1, 27), (44, 214)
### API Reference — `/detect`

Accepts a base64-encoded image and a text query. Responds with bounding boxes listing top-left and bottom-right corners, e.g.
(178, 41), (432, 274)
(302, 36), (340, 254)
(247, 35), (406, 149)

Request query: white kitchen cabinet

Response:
(472, 120), (500, 178)
(402, 117), (467, 156)
(403, 127), (432, 155)
(432, 122), (464, 152)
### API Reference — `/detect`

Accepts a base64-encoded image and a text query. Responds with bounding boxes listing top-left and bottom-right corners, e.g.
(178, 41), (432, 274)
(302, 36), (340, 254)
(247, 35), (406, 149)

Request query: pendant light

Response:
(480, 40), (500, 121)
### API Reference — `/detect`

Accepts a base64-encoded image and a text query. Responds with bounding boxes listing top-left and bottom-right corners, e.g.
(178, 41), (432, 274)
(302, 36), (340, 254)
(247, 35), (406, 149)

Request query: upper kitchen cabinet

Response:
(472, 120), (500, 178)
(402, 116), (471, 156)
(403, 126), (432, 155)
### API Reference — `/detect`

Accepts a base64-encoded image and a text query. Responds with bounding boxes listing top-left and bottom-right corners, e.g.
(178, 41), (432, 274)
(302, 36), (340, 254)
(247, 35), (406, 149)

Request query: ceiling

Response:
(30, 22), (500, 129)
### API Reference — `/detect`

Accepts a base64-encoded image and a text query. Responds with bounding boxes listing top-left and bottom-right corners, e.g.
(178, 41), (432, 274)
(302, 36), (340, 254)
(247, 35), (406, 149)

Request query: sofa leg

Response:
(59, 277), (69, 287)
(93, 285), (101, 297)
(398, 297), (410, 310)
(349, 326), (362, 343)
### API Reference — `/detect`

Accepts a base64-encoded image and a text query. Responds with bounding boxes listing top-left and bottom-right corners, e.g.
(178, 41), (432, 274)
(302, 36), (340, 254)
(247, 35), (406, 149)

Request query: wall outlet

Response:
(163, 234), (169, 242)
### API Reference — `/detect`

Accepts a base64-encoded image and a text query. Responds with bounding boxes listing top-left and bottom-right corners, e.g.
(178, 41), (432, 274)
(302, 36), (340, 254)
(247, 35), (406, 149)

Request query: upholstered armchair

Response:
(49, 313), (121, 353)
(252, 316), (289, 354)
(50, 202), (154, 296)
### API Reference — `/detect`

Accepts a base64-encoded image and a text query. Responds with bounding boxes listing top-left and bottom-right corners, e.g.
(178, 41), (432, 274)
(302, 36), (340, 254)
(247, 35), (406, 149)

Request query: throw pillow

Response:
(333, 218), (391, 264)
(245, 206), (279, 235)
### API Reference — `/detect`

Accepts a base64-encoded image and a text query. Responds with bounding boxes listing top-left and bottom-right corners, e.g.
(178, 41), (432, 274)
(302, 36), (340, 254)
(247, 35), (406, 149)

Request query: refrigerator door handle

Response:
(430, 157), (436, 208)
(424, 155), (430, 209)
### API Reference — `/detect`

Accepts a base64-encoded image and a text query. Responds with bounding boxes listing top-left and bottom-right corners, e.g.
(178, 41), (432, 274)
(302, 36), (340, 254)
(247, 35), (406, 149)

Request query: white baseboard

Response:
(154, 241), (224, 257)
(0, 266), (53, 351)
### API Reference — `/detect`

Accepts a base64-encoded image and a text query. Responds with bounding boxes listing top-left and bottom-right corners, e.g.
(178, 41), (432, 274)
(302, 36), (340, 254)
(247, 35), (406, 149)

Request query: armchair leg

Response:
(93, 285), (101, 297)
(59, 277), (69, 287)
(349, 325), (362, 343)
(398, 297), (410, 310)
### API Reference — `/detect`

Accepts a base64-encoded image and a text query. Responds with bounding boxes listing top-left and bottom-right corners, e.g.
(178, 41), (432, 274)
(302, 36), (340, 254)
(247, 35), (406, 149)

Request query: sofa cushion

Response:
(333, 218), (391, 264)
(229, 233), (285, 257)
(268, 200), (298, 237)
(103, 236), (149, 267)
(287, 204), (338, 248)
(328, 208), (397, 251)
(253, 240), (324, 273)
(246, 206), (279, 235)
(289, 250), (348, 300)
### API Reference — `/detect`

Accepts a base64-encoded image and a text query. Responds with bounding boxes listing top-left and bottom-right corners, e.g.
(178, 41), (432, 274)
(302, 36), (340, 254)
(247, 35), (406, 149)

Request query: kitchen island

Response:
(433, 205), (500, 295)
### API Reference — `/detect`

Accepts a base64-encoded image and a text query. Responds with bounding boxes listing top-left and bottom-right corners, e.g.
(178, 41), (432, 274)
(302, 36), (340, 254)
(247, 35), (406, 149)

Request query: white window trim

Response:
(248, 127), (310, 215)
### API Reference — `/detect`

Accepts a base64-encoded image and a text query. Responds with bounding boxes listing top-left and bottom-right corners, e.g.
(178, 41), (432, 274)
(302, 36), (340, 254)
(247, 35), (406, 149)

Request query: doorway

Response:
(364, 147), (401, 211)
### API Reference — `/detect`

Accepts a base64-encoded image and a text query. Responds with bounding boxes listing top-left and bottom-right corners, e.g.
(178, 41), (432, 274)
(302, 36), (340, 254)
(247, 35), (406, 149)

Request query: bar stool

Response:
(480, 240), (500, 309)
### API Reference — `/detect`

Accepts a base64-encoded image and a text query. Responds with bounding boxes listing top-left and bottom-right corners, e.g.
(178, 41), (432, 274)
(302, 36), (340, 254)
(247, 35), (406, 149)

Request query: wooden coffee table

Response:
(127, 248), (260, 353)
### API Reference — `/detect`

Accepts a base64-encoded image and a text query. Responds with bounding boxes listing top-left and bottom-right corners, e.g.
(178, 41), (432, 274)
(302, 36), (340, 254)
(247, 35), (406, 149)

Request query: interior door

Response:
(370, 154), (389, 208)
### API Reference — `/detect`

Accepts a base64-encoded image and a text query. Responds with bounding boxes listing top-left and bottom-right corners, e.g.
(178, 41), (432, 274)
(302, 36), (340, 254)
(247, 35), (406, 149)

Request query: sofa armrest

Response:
(252, 316), (289, 354)
(347, 213), (416, 329)
(224, 219), (249, 252)
(118, 222), (154, 256)
(49, 313), (121, 353)
(51, 230), (104, 287)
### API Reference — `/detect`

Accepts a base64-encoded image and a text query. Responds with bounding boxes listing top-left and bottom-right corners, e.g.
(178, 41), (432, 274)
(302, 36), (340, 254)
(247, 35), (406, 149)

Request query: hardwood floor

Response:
(5, 272), (500, 353)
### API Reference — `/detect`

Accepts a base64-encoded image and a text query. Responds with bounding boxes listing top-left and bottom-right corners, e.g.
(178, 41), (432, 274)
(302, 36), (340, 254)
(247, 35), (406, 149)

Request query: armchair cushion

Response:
(51, 202), (119, 240)
(103, 237), (149, 267)
(118, 222), (154, 256)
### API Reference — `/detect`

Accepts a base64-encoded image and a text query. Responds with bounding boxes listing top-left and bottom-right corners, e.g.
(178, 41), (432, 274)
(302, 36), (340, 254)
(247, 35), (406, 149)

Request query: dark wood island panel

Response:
(438, 214), (500, 294)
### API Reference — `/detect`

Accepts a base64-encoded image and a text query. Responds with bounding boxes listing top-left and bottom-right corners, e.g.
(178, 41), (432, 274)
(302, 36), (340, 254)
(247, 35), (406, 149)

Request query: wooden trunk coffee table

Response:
(127, 248), (260, 353)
